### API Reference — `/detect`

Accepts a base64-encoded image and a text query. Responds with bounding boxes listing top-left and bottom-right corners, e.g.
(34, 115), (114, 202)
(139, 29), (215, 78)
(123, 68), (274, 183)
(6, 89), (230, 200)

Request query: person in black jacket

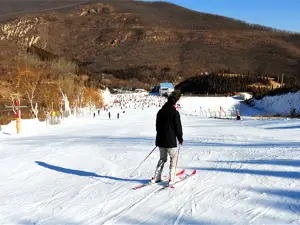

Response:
(151, 91), (183, 186)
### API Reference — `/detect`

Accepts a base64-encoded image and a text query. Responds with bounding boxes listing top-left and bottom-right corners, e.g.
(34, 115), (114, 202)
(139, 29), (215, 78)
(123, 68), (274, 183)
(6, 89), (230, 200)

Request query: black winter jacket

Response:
(155, 101), (183, 148)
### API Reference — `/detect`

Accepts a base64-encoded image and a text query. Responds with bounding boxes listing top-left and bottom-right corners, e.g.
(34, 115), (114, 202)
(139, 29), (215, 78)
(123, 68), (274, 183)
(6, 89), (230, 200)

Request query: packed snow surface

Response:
(1, 95), (300, 224)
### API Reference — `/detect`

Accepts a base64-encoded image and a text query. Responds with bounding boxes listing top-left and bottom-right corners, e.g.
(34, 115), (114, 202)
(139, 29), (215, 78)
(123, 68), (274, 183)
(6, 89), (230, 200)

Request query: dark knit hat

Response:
(168, 90), (181, 104)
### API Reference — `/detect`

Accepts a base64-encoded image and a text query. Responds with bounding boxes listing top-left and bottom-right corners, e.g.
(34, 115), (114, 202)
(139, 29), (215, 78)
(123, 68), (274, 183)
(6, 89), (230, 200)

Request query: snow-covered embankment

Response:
(250, 91), (300, 116)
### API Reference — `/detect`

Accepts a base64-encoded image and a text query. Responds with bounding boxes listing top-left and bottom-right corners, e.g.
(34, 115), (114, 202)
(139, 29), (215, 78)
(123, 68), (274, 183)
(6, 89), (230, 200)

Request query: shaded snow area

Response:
(251, 91), (300, 116)
(1, 95), (300, 224)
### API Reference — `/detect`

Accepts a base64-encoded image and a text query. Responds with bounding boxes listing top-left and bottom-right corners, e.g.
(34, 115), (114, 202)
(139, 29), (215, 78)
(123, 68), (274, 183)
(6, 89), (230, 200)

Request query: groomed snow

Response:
(1, 95), (300, 224)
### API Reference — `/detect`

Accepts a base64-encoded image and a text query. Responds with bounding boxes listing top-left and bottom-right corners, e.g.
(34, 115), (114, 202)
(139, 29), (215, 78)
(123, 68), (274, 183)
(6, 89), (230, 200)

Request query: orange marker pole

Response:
(15, 99), (21, 134)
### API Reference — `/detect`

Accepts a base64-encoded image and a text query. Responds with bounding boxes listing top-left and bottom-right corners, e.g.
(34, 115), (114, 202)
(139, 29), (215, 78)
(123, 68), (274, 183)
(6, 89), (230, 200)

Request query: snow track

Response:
(1, 97), (300, 224)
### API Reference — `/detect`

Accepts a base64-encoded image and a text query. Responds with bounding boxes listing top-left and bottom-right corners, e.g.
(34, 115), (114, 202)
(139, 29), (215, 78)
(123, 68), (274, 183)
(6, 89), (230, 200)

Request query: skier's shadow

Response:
(35, 161), (148, 184)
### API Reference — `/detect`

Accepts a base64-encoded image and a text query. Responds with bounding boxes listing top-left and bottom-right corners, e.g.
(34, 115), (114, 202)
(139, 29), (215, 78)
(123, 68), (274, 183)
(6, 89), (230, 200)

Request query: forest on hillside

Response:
(1, 0), (300, 92)
(0, 51), (104, 125)
(176, 72), (300, 97)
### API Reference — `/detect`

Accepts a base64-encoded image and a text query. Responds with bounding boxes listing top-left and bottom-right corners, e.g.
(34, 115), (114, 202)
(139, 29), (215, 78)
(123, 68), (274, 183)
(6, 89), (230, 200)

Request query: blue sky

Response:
(143, 0), (300, 32)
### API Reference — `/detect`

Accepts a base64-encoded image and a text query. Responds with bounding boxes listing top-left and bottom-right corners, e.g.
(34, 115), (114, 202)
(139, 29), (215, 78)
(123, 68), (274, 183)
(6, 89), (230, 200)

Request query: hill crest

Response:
(0, 0), (299, 89)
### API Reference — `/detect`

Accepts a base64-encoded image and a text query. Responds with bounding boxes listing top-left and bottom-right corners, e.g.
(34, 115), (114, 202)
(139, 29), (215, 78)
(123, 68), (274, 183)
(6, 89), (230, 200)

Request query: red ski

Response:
(158, 169), (196, 191)
(132, 169), (185, 190)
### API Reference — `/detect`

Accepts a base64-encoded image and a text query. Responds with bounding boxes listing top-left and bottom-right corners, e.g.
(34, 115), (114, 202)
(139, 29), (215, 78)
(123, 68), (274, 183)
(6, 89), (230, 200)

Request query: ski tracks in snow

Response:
(97, 177), (194, 224)
(2, 103), (300, 224)
(246, 206), (272, 223)
(95, 186), (160, 224)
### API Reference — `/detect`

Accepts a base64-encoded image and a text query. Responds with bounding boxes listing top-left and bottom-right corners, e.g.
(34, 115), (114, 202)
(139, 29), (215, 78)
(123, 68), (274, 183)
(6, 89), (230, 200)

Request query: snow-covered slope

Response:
(2, 118), (45, 136)
(251, 91), (300, 116)
(1, 94), (300, 224)
(179, 96), (265, 117)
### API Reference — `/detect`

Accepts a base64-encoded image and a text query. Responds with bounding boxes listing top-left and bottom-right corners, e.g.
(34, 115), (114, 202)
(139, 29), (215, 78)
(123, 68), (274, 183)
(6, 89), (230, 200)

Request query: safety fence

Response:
(46, 115), (62, 126)
(182, 107), (240, 120)
(44, 108), (96, 126)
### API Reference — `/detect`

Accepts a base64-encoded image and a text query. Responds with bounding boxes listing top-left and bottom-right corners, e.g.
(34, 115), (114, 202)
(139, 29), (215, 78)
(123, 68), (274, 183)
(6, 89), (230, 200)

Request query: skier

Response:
(108, 112), (111, 120)
(151, 90), (183, 186)
(98, 109), (100, 115)
(236, 110), (241, 120)
(117, 113), (120, 119)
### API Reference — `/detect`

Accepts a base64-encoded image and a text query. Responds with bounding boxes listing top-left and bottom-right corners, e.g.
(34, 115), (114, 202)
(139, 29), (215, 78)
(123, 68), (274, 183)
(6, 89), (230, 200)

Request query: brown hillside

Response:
(0, 0), (300, 89)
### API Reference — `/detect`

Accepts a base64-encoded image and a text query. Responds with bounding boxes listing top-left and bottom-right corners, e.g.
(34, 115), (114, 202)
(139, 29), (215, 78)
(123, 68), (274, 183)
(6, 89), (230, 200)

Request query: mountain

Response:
(0, 0), (300, 89)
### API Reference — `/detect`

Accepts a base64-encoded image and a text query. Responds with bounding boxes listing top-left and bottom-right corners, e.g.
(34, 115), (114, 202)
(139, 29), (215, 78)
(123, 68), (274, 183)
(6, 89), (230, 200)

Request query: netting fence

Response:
(182, 106), (240, 120)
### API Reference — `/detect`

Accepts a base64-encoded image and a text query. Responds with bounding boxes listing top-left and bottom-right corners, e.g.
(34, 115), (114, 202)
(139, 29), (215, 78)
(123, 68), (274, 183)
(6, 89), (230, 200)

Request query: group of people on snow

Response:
(104, 94), (165, 120)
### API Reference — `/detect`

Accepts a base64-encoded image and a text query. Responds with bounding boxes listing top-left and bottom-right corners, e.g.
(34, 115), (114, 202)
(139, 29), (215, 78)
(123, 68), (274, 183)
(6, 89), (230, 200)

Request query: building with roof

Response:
(159, 82), (174, 96)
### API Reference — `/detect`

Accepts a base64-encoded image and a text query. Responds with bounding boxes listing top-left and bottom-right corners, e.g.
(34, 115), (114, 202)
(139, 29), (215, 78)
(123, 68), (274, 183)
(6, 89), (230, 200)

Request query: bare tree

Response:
(19, 70), (41, 118)
(26, 80), (39, 118)
(9, 95), (17, 115)
(71, 75), (88, 116)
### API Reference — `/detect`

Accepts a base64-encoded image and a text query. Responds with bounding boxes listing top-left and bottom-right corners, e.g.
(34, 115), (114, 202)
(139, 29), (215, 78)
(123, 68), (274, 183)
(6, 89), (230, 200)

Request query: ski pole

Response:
(172, 144), (181, 184)
(130, 146), (157, 177)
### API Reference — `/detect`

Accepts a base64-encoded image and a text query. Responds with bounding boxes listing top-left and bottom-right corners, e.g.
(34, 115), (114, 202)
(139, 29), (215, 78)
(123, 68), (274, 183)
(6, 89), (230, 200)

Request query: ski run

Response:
(1, 93), (300, 224)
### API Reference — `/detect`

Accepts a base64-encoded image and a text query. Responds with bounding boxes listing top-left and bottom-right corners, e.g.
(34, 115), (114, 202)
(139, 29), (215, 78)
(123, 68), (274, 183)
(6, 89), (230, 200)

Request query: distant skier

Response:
(108, 112), (111, 120)
(98, 109), (100, 115)
(117, 113), (120, 119)
(236, 110), (241, 120)
(151, 91), (183, 186)
(93, 112), (96, 118)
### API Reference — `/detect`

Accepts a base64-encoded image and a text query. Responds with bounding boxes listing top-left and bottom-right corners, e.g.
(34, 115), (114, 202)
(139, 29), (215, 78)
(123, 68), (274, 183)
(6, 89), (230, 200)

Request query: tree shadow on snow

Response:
(249, 188), (300, 200)
(6, 135), (300, 149)
(209, 159), (300, 167)
(7, 135), (154, 148)
(116, 211), (220, 225)
(184, 167), (300, 180)
(184, 140), (300, 148)
(19, 219), (80, 225)
(35, 161), (148, 184)
(246, 188), (300, 215)
(265, 125), (300, 130)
